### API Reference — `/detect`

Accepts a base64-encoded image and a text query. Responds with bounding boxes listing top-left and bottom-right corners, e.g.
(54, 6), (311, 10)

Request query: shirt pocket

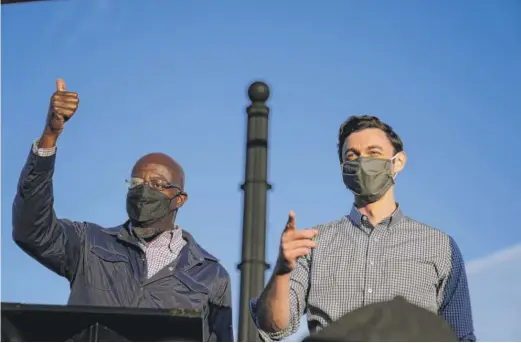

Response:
(85, 246), (131, 291)
(386, 260), (439, 312)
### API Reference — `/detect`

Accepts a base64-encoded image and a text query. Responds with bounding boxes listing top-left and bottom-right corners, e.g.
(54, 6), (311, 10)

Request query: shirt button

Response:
(370, 260), (375, 266)
(367, 288), (373, 294)
(168, 266), (174, 271)
(374, 237), (379, 242)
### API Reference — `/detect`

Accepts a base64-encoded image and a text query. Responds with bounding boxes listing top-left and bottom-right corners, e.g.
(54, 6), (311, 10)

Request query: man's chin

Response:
(132, 226), (163, 240)
(354, 196), (379, 207)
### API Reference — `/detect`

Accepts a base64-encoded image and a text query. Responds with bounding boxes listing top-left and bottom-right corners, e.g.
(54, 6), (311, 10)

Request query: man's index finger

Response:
(284, 210), (296, 232)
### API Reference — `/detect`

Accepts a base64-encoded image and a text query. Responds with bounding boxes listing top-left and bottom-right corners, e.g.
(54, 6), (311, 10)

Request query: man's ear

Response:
(393, 151), (407, 174)
(176, 193), (188, 208)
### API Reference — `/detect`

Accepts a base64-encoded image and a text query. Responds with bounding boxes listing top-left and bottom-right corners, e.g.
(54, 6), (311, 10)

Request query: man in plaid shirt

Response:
(250, 115), (475, 341)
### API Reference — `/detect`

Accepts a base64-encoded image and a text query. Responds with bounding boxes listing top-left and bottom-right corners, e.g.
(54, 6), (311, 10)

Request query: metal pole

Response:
(237, 81), (271, 342)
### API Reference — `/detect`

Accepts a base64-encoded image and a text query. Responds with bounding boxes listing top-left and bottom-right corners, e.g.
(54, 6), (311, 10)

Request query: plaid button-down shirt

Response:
(131, 225), (186, 279)
(250, 205), (475, 342)
(32, 139), (186, 279)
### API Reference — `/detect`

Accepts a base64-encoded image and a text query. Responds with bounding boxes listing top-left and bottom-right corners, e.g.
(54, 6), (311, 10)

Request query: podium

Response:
(1, 302), (209, 342)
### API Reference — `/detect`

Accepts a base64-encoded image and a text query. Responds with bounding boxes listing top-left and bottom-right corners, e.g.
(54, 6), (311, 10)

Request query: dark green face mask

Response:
(342, 156), (397, 204)
(126, 185), (177, 232)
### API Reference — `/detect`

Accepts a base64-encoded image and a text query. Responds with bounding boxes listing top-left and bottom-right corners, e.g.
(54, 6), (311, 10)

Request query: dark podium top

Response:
(1, 302), (208, 342)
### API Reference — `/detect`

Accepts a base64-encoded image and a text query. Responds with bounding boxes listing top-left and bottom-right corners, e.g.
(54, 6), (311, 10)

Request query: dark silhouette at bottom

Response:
(303, 297), (458, 342)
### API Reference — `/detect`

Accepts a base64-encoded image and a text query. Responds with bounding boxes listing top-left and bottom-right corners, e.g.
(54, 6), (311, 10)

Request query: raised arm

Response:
(12, 78), (85, 281)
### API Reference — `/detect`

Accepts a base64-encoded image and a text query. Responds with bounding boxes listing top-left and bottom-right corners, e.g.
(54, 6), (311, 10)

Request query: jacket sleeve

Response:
(208, 266), (234, 342)
(12, 147), (86, 281)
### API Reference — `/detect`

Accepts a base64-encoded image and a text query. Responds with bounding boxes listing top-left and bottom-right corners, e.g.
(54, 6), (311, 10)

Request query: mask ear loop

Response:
(168, 190), (187, 214)
(390, 154), (400, 180)
(168, 190), (189, 228)
(169, 190), (187, 202)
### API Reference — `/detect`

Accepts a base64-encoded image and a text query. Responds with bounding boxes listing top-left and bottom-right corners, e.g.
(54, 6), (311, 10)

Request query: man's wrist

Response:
(38, 130), (59, 149)
(274, 257), (293, 276)
(33, 136), (58, 157)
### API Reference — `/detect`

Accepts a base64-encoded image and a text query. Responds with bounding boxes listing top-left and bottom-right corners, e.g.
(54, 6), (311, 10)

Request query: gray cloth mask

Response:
(342, 155), (398, 204)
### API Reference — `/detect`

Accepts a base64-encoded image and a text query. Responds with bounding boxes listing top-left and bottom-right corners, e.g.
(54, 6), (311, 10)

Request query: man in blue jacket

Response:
(12, 78), (233, 342)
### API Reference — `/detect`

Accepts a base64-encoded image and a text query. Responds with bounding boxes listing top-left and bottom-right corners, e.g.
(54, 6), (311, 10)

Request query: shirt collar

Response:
(348, 203), (404, 229)
(128, 223), (183, 252)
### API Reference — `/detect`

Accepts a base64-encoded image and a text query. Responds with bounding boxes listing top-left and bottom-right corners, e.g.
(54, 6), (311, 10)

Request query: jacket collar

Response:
(101, 221), (219, 263)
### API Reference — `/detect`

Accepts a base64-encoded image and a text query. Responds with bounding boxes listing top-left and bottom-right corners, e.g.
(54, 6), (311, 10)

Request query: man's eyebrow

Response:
(345, 147), (360, 154)
(152, 176), (171, 183)
(366, 145), (383, 151)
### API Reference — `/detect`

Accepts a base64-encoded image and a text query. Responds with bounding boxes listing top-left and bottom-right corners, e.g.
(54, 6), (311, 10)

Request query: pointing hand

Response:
(275, 211), (318, 275)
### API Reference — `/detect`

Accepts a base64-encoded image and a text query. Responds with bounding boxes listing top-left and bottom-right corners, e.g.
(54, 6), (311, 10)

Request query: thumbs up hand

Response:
(44, 78), (80, 136)
(275, 211), (318, 275)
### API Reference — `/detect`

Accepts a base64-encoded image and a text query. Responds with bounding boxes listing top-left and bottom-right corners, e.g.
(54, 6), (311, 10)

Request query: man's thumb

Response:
(56, 78), (66, 92)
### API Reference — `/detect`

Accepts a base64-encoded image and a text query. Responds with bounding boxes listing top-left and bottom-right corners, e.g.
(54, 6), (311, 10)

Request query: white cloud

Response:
(285, 243), (521, 341)
(467, 243), (521, 341)
(466, 243), (521, 275)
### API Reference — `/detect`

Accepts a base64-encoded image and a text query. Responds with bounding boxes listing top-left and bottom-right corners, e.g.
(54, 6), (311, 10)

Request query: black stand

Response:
(1, 302), (208, 342)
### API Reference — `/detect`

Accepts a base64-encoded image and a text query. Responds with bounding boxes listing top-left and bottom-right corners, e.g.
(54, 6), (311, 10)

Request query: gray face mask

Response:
(342, 155), (398, 204)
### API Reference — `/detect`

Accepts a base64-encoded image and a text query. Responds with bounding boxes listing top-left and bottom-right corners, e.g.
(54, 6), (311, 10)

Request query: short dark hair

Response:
(337, 115), (404, 163)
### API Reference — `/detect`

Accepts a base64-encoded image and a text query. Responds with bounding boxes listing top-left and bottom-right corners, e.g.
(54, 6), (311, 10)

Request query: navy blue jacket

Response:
(12, 149), (234, 341)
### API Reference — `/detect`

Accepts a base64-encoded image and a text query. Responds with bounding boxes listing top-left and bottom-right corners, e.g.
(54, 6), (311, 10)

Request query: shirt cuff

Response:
(249, 298), (292, 342)
(32, 138), (57, 157)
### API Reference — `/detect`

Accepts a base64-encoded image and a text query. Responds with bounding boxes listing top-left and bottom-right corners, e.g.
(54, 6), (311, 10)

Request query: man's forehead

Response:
(343, 128), (393, 151)
(132, 163), (173, 180)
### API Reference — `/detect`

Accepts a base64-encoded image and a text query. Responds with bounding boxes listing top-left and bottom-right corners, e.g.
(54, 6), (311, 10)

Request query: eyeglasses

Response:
(125, 177), (183, 192)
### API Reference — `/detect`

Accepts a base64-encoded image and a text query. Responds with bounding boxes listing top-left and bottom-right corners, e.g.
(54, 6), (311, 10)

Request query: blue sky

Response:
(1, 0), (520, 341)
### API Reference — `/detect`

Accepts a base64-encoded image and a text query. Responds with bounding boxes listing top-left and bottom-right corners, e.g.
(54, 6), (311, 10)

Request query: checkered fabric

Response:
(250, 206), (475, 342)
(136, 228), (186, 279)
(303, 296), (458, 342)
(32, 138), (57, 157)
(32, 139), (187, 279)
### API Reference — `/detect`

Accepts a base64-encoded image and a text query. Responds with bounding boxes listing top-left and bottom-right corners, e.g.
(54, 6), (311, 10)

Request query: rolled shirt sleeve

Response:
(249, 254), (311, 342)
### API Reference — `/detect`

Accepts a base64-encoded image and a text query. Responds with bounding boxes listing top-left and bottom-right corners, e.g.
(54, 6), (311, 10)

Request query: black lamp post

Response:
(237, 81), (271, 342)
